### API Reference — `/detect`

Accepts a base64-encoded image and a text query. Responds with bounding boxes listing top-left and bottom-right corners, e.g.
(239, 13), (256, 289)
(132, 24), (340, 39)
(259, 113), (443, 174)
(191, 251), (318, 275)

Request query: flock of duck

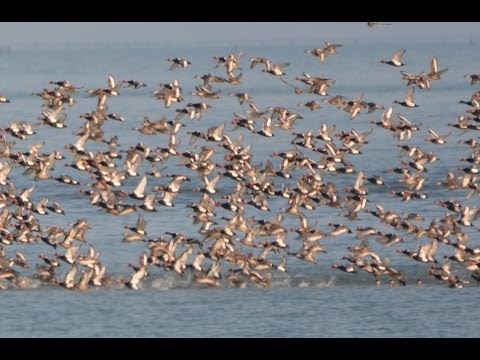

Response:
(1, 31), (480, 291)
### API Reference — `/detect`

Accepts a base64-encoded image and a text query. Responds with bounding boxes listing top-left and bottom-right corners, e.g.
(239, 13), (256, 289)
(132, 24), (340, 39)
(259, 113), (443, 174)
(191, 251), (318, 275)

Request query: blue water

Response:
(0, 25), (480, 337)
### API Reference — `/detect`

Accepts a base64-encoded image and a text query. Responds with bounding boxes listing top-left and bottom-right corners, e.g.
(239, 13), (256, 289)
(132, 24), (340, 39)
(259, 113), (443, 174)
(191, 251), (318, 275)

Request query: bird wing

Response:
(137, 214), (147, 231)
(64, 266), (78, 287)
(405, 86), (415, 103)
(107, 74), (116, 90)
(353, 92), (364, 103)
(430, 56), (438, 73)
(427, 127), (439, 139)
(397, 114), (412, 125)
(133, 175), (148, 197)
(392, 49), (406, 62)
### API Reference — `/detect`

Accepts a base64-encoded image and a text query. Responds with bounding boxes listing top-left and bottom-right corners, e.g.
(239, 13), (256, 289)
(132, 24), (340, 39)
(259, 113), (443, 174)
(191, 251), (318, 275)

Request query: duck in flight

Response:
(394, 87), (418, 108)
(380, 49), (406, 67)
(167, 57), (192, 70)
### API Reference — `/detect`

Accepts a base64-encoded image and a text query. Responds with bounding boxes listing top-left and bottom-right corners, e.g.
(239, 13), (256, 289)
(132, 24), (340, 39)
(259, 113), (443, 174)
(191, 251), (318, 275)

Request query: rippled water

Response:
(1, 25), (480, 337)
(3, 284), (479, 337)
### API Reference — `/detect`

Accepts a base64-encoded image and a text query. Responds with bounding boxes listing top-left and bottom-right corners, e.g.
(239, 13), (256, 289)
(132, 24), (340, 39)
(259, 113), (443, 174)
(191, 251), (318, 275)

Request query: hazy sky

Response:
(0, 22), (478, 48)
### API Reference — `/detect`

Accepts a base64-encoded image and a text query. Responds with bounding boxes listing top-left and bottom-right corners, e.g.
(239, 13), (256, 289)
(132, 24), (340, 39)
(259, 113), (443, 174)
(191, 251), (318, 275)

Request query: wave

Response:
(3, 270), (472, 292)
